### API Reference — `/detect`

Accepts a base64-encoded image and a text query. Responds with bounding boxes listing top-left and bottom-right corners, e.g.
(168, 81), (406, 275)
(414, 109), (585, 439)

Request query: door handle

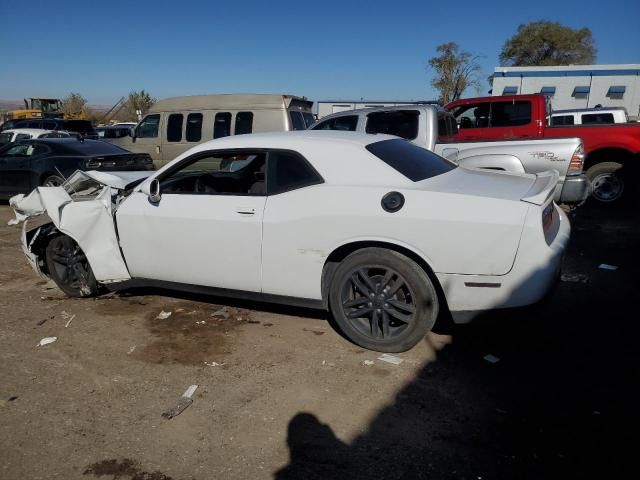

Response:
(235, 207), (255, 215)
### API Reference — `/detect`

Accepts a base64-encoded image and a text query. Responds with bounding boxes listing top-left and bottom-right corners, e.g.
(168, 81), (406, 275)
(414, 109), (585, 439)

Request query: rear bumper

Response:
(438, 204), (571, 323)
(558, 174), (590, 204)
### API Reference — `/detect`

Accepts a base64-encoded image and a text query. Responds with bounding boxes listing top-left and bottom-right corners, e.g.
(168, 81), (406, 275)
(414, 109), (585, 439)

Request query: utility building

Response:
(491, 64), (640, 119)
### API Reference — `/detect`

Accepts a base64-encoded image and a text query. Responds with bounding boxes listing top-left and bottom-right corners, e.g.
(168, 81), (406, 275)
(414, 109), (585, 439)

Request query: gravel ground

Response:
(0, 203), (638, 480)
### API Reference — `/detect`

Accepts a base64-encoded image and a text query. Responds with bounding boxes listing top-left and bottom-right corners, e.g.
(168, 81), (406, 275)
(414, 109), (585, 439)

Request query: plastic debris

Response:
(362, 360), (375, 366)
(162, 385), (198, 419)
(204, 361), (225, 367)
(196, 320), (206, 325)
(378, 353), (403, 365)
(65, 314), (76, 328)
(483, 354), (500, 364)
(174, 308), (186, 313)
(156, 310), (172, 320)
(561, 273), (589, 283)
(598, 264), (618, 271)
(37, 337), (57, 347)
(127, 346), (136, 354)
(211, 308), (230, 319)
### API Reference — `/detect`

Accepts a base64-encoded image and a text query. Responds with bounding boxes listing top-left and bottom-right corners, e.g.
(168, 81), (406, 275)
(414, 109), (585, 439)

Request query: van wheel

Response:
(586, 162), (626, 204)
(42, 174), (65, 187)
(328, 248), (438, 353)
(45, 235), (99, 297)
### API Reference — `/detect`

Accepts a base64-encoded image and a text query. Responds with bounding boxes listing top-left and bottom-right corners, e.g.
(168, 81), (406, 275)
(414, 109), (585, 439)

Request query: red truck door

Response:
(448, 96), (544, 141)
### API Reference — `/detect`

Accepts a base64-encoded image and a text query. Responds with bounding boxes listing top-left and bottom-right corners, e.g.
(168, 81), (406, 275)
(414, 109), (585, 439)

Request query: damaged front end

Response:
(8, 170), (152, 285)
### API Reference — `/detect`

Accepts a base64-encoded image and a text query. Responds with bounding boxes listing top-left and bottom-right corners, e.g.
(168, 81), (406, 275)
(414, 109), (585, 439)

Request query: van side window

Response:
(186, 113), (203, 142)
(167, 114), (183, 142)
(214, 112), (232, 138)
(490, 101), (531, 127)
(289, 111), (306, 130)
(136, 114), (160, 138)
(235, 112), (253, 135)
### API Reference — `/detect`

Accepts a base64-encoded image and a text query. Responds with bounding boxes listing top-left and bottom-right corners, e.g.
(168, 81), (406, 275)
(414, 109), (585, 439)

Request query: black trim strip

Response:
(464, 282), (501, 288)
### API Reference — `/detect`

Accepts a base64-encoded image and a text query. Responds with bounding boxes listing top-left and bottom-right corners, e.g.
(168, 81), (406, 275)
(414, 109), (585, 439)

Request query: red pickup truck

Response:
(445, 94), (640, 205)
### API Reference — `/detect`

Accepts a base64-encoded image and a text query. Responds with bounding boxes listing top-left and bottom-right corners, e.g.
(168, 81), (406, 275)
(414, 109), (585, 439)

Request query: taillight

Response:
(568, 144), (585, 174)
(86, 159), (102, 168)
(542, 203), (554, 231)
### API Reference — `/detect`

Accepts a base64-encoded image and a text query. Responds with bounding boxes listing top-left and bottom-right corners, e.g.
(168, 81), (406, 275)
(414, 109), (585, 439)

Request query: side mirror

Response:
(144, 178), (161, 204)
(130, 128), (137, 142)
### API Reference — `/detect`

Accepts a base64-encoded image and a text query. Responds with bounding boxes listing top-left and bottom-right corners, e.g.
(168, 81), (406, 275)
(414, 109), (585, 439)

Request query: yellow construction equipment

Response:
(8, 98), (85, 120)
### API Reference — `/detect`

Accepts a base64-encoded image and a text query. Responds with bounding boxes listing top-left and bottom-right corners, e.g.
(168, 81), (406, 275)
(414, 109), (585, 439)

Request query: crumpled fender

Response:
(9, 187), (131, 283)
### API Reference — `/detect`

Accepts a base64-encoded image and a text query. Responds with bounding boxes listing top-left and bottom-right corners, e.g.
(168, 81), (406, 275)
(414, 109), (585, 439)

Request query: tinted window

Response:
(62, 120), (95, 134)
(267, 151), (323, 194)
(16, 134), (32, 141)
(312, 116), (358, 131)
(451, 103), (489, 128)
(214, 112), (231, 138)
(5, 144), (48, 157)
(167, 114), (183, 142)
(290, 111), (306, 131)
(302, 113), (316, 128)
(366, 111), (419, 140)
(551, 115), (575, 126)
(186, 113), (203, 142)
(437, 114), (458, 142)
(366, 139), (456, 182)
(490, 101), (531, 127)
(581, 113), (615, 125)
(235, 112), (253, 135)
(136, 114), (160, 138)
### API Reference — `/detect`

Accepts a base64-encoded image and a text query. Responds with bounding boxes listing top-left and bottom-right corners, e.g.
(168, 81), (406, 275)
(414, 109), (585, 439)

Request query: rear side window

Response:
(437, 114), (458, 142)
(267, 150), (323, 194)
(167, 114), (183, 142)
(365, 111), (419, 140)
(490, 101), (531, 127)
(235, 112), (253, 135)
(312, 115), (358, 131)
(214, 112), (231, 138)
(289, 111), (306, 130)
(581, 113), (615, 124)
(186, 113), (203, 142)
(551, 115), (575, 126)
(366, 138), (456, 182)
(136, 114), (160, 138)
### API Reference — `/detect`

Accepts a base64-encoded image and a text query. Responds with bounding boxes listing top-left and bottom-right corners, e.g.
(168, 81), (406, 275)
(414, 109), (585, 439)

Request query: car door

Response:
(130, 113), (162, 163)
(0, 143), (42, 196)
(115, 149), (267, 292)
(449, 101), (492, 141)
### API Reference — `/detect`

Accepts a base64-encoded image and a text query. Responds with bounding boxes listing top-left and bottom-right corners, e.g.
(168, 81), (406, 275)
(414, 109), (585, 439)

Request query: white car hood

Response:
(80, 170), (153, 190)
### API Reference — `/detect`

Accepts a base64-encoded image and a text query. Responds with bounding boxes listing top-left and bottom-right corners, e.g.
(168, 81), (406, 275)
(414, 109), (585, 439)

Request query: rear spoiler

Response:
(521, 170), (559, 206)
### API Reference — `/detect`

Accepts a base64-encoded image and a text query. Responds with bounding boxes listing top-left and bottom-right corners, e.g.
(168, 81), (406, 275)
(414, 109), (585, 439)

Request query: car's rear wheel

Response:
(45, 235), (99, 297)
(42, 174), (65, 187)
(328, 248), (438, 353)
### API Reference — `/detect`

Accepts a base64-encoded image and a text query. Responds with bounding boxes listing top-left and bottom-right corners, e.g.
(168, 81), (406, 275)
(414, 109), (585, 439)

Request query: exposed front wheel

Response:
(45, 235), (99, 297)
(586, 162), (625, 204)
(328, 248), (439, 353)
(42, 175), (65, 187)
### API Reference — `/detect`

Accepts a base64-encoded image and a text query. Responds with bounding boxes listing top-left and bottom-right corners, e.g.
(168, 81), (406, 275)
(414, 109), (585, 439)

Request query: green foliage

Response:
(60, 93), (87, 116)
(500, 21), (596, 66)
(121, 90), (156, 121)
(428, 42), (481, 104)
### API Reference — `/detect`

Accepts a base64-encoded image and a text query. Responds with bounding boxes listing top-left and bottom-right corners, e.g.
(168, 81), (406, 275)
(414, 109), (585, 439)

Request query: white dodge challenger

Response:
(10, 131), (570, 352)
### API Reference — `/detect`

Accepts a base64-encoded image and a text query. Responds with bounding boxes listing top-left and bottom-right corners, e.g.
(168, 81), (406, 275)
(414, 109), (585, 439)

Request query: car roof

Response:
(310, 104), (445, 125)
(552, 107), (627, 114)
(3, 128), (60, 135)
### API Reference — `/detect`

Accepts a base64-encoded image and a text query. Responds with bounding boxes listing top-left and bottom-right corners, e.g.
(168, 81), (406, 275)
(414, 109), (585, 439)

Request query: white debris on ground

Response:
(61, 311), (76, 328)
(156, 310), (172, 320)
(362, 360), (375, 366)
(161, 385), (198, 419)
(37, 337), (57, 347)
(211, 307), (230, 319)
(204, 361), (225, 367)
(377, 354), (403, 365)
(127, 346), (136, 354)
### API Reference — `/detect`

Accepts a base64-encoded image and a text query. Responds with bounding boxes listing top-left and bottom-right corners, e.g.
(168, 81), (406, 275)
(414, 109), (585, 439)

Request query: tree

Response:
(428, 42), (481, 104)
(60, 93), (87, 116)
(500, 21), (596, 66)
(120, 90), (156, 121)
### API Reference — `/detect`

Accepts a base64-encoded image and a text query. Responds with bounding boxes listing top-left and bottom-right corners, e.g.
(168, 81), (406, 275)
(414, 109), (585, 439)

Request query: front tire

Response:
(45, 235), (99, 297)
(328, 248), (439, 353)
(42, 174), (65, 187)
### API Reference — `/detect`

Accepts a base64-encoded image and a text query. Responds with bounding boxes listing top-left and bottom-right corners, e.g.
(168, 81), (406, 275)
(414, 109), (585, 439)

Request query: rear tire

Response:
(41, 174), (65, 187)
(45, 235), (99, 297)
(328, 248), (438, 353)
(585, 162), (626, 205)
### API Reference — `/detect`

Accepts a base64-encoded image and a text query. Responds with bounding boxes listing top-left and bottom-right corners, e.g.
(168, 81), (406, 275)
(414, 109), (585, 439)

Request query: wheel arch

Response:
(320, 240), (448, 313)
(584, 147), (636, 171)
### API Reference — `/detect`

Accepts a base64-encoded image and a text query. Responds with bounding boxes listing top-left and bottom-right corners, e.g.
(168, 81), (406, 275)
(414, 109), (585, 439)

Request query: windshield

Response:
(366, 139), (457, 182)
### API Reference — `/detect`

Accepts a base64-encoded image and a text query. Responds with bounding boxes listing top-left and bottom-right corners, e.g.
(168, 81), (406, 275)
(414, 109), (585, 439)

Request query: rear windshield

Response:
(61, 140), (128, 155)
(366, 138), (456, 182)
(62, 120), (95, 134)
(365, 110), (420, 140)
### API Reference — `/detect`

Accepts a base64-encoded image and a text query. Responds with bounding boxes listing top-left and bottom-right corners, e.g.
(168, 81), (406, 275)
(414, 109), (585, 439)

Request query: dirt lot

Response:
(0, 203), (638, 480)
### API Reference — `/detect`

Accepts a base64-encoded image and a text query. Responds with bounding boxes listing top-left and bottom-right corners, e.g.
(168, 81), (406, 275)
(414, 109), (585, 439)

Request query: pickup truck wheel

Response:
(45, 235), (99, 297)
(42, 175), (65, 187)
(328, 248), (438, 353)
(586, 162), (625, 204)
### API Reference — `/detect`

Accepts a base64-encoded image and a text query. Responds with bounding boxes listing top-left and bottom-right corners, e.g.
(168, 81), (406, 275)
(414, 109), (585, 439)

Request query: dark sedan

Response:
(0, 138), (154, 199)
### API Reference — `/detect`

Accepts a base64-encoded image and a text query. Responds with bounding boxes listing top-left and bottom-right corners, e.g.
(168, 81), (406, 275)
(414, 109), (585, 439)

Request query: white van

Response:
(113, 94), (314, 167)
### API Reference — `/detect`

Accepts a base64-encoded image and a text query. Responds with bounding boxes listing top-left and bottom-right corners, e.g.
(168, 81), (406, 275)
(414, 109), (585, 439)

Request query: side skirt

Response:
(104, 278), (326, 311)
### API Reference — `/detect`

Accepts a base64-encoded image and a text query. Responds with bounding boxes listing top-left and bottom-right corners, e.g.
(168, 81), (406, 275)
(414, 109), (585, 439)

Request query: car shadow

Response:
(275, 206), (640, 479)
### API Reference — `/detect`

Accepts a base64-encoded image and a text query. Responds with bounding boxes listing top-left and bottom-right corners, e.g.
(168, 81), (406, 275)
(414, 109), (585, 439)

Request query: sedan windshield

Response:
(366, 139), (457, 182)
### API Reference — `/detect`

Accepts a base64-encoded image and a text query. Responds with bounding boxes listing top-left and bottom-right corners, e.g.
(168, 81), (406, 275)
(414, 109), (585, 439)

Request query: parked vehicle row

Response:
(0, 118), (98, 139)
(0, 128), (71, 146)
(10, 131), (569, 352)
(311, 105), (589, 205)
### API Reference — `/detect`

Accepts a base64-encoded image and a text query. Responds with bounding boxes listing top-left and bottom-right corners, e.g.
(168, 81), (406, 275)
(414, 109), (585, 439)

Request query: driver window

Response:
(452, 103), (489, 129)
(160, 151), (267, 196)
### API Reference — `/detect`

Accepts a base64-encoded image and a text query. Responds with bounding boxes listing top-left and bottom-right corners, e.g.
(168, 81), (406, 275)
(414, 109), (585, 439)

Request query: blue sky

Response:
(0, 0), (638, 105)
